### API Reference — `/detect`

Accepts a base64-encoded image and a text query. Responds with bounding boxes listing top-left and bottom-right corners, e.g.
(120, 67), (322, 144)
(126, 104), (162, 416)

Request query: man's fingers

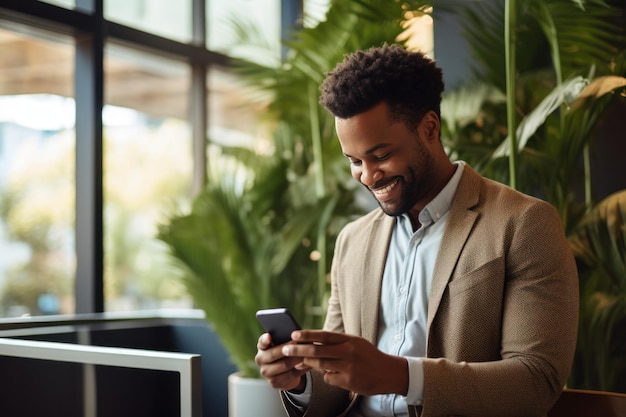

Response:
(294, 361), (312, 371)
(263, 365), (309, 391)
(301, 357), (342, 372)
(257, 332), (272, 349)
(291, 330), (351, 344)
(282, 343), (348, 368)
(260, 356), (304, 376)
(283, 331), (352, 359)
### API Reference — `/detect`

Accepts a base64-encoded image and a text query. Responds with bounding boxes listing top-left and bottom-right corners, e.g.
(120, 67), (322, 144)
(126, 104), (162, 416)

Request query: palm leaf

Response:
(492, 75), (588, 158)
(569, 190), (626, 391)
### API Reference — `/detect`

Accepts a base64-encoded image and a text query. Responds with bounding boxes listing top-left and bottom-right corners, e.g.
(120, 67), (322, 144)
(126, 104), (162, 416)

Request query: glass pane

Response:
(104, 43), (193, 312)
(0, 26), (76, 317)
(207, 0), (281, 62)
(207, 66), (263, 149)
(105, 0), (192, 43)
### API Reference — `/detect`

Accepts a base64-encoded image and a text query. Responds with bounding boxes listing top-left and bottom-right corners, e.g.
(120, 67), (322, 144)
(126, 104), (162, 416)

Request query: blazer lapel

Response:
(360, 212), (394, 343)
(427, 167), (481, 330)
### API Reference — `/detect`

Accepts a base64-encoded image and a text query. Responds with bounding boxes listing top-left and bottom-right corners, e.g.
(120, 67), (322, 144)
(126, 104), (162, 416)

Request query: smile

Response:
(371, 179), (399, 196)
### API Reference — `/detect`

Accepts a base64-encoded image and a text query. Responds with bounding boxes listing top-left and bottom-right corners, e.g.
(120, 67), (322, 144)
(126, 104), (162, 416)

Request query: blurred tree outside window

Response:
(0, 26), (76, 317)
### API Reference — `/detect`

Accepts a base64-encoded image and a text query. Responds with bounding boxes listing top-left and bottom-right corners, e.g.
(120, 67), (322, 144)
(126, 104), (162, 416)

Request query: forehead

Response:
(335, 102), (411, 154)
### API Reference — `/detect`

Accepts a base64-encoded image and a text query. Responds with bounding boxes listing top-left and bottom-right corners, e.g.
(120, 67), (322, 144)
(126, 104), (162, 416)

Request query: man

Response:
(256, 44), (579, 417)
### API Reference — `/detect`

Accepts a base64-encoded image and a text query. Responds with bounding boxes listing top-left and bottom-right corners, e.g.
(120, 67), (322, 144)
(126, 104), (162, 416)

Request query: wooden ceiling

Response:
(0, 26), (259, 130)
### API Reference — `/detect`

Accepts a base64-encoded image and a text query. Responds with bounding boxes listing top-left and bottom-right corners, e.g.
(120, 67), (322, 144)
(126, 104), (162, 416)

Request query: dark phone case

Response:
(256, 308), (302, 345)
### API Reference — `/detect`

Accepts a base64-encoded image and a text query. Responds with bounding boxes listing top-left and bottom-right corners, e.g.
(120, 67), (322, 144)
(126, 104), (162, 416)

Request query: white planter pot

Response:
(228, 372), (285, 417)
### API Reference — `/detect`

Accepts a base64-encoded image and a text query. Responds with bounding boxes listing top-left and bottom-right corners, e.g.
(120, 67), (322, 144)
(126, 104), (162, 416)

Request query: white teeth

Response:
(373, 179), (398, 196)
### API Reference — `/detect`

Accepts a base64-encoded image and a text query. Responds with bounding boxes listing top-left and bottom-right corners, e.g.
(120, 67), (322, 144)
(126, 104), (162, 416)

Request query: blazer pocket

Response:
(447, 256), (505, 297)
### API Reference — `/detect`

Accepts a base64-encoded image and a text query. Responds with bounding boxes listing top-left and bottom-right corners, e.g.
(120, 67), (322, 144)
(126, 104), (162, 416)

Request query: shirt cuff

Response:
(405, 357), (424, 405)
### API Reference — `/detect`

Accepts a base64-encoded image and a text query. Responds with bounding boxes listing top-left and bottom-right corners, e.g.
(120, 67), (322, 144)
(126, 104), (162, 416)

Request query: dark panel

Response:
(0, 356), (84, 417)
(95, 366), (179, 417)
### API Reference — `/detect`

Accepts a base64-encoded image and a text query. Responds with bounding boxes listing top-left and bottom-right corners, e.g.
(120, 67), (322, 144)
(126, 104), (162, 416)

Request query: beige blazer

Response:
(282, 166), (579, 417)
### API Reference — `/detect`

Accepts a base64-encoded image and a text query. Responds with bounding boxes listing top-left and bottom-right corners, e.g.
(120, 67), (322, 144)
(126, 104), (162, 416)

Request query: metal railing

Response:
(0, 337), (202, 417)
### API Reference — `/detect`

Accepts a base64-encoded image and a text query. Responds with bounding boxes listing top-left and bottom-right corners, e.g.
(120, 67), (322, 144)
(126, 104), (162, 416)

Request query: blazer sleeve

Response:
(421, 196), (579, 417)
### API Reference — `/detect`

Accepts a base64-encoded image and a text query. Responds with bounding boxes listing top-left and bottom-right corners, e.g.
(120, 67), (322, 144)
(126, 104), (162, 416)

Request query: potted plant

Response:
(158, 145), (348, 416)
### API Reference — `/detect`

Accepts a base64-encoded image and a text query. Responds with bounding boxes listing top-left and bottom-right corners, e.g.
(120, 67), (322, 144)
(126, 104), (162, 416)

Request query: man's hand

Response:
(255, 333), (311, 391)
(282, 330), (409, 396)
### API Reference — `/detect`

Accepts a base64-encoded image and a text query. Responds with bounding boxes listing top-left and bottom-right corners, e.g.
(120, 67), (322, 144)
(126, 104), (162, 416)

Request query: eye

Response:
(348, 158), (362, 166)
(373, 153), (391, 161)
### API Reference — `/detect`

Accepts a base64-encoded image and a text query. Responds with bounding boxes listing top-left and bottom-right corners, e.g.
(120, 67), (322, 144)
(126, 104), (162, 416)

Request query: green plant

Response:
(443, 0), (625, 225)
(439, 0), (626, 391)
(158, 147), (348, 377)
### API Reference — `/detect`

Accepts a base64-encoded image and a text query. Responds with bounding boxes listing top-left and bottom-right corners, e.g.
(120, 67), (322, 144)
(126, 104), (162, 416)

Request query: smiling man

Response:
(336, 102), (452, 226)
(255, 44), (579, 417)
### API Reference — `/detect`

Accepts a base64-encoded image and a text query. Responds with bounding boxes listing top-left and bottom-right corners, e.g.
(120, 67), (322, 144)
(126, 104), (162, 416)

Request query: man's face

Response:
(336, 102), (437, 217)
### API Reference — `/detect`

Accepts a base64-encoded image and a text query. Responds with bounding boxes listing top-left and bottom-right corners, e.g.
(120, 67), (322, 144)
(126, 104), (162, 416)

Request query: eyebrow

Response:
(343, 143), (392, 159)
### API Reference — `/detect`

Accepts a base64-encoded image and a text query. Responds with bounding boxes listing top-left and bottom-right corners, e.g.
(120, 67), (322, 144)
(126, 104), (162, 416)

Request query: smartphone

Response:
(256, 308), (302, 345)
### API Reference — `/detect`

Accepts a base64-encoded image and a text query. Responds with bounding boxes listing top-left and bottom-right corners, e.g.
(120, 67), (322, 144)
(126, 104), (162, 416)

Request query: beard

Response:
(370, 172), (419, 217)
(371, 137), (433, 217)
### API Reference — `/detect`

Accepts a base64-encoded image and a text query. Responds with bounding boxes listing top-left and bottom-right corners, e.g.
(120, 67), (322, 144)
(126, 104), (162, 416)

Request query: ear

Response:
(419, 111), (440, 141)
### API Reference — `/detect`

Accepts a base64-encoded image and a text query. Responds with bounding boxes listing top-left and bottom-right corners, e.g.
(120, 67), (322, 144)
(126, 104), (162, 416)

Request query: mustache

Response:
(368, 177), (400, 191)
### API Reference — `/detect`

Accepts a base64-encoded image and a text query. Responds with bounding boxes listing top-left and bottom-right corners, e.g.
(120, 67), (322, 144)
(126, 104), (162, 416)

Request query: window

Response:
(0, 0), (296, 317)
(105, 0), (192, 43)
(207, 0), (281, 60)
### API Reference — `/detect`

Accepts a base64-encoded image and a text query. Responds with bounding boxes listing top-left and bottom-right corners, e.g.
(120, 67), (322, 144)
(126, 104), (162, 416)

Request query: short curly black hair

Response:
(319, 44), (444, 128)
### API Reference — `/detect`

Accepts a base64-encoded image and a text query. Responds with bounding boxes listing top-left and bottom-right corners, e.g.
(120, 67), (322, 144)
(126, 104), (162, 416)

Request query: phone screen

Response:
(256, 308), (302, 345)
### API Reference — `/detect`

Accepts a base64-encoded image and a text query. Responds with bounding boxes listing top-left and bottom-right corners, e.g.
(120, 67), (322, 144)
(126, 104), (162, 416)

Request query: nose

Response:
(355, 162), (382, 187)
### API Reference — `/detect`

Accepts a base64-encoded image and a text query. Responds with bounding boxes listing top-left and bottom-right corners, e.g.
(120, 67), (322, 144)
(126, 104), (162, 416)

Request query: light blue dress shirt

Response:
(288, 162), (465, 417)
(356, 161), (464, 417)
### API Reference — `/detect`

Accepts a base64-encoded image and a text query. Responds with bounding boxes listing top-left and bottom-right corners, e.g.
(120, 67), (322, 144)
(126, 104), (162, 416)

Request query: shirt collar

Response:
(401, 161), (466, 227)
